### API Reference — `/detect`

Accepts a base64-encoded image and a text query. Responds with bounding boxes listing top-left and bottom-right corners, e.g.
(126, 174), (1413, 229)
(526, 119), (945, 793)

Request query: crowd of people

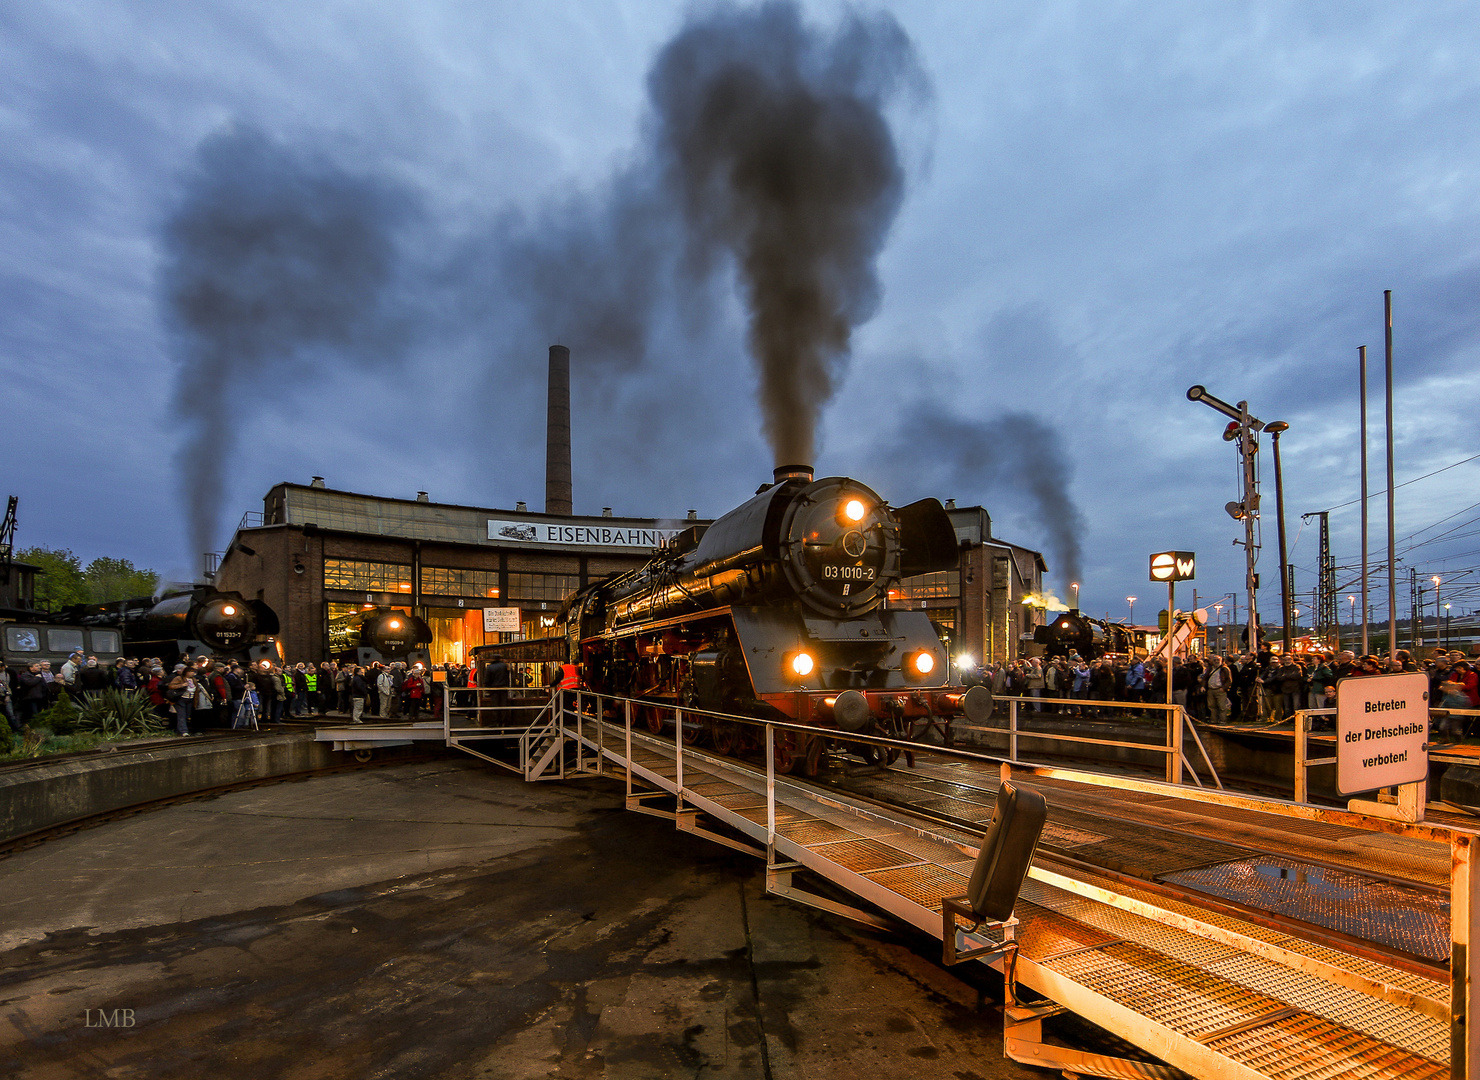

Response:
(0, 652), (511, 738)
(970, 647), (1479, 731)
(4, 642), (1476, 742)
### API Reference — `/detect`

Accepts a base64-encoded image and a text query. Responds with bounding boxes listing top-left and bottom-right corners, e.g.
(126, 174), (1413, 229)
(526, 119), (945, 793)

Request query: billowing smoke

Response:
(474, 1), (922, 468)
(163, 3), (921, 553)
(896, 406), (1086, 590)
(650, 3), (916, 466)
(161, 126), (415, 562)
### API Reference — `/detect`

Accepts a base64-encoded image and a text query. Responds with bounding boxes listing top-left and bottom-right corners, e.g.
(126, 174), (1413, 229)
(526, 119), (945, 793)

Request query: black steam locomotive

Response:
(1033, 608), (1140, 661)
(559, 466), (992, 774)
(341, 606), (433, 667)
(57, 587), (281, 667)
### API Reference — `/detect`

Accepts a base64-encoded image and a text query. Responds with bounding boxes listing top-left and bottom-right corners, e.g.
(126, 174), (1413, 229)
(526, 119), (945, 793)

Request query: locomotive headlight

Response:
(910, 650), (935, 676)
(388, 619), (401, 630)
(222, 605), (236, 616)
(790, 651), (815, 677)
(844, 499), (866, 522)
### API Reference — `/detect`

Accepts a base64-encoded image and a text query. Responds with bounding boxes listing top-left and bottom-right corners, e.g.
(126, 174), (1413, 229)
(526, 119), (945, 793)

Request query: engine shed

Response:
(213, 482), (1045, 669)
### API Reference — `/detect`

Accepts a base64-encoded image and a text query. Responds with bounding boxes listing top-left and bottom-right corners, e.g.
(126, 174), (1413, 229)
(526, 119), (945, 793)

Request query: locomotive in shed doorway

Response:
(336, 606), (434, 668)
(557, 465), (992, 774)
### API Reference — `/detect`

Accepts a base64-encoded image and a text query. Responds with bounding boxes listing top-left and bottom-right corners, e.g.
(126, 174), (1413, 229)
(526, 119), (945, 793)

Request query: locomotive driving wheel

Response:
(641, 705), (664, 734)
(711, 719), (741, 757)
(800, 732), (824, 777)
(771, 729), (799, 775)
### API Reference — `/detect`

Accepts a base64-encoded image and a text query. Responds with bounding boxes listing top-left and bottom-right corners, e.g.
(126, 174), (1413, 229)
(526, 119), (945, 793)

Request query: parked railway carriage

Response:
(555, 466), (992, 774)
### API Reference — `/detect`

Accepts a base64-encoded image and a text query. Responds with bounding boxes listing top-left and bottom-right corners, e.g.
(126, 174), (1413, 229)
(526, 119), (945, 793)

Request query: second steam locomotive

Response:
(58, 587), (282, 667)
(559, 465), (992, 774)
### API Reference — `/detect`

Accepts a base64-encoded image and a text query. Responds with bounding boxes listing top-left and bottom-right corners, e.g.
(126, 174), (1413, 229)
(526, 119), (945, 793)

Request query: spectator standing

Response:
(1204, 655), (1232, 725)
(0, 666), (17, 735)
(166, 669), (196, 735)
(318, 662), (335, 715)
(348, 666), (370, 723)
(404, 666), (427, 718)
(377, 666), (396, 718)
(17, 663), (46, 721)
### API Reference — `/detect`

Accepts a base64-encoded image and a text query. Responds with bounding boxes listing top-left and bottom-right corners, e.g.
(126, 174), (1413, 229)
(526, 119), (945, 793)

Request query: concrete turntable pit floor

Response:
(0, 758), (1041, 1079)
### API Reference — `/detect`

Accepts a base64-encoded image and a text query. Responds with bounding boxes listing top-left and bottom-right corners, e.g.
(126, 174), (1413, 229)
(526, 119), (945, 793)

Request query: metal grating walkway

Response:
(571, 719), (1452, 1080)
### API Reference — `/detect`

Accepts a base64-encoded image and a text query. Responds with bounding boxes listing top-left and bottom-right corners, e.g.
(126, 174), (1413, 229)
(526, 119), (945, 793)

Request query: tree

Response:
(16, 547), (86, 609)
(83, 557), (159, 604)
(13, 548), (160, 609)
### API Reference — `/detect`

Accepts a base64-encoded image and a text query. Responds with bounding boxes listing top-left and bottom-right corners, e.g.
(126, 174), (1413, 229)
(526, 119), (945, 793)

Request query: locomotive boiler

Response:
(58, 587), (282, 666)
(561, 466), (992, 774)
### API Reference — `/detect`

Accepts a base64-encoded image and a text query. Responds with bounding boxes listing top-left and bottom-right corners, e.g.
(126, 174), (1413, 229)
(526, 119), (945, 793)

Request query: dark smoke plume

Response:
(897, 406), (1086, 590)
(473, 1), (922, 470)
(650, 2), (916, 466)
(161, 126), (414, 563)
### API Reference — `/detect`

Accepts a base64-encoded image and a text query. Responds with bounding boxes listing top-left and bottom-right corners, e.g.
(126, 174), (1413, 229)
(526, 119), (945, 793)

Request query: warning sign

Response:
(1336, 672), (1430, 795)
(483, 607), (521, 633)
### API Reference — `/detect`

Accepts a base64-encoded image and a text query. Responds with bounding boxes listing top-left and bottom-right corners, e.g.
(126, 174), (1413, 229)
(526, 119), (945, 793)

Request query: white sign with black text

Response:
(483, 607), (521, 633)
(1336, 672), (1429, 795)
(486, 519), (684, 549)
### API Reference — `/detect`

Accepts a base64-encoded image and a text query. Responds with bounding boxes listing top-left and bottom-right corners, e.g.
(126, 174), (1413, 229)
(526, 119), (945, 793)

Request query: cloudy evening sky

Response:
(5, 1), (1479, 624)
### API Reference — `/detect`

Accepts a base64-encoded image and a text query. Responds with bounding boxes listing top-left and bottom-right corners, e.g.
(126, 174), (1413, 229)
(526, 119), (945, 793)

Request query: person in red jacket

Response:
(404, 666), (427, 718)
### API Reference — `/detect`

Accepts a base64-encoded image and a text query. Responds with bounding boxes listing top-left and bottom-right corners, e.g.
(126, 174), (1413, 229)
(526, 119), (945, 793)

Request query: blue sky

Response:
(5, 1), (1479, 622)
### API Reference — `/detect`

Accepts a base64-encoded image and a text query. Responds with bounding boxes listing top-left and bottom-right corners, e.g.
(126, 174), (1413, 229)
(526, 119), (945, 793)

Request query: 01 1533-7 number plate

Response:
(1335, 672), (1429, 795)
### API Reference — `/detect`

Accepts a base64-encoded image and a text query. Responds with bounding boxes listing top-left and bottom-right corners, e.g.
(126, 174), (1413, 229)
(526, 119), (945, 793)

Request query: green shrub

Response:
(73, 689), (167, 738)
(29, 695), (81, 735)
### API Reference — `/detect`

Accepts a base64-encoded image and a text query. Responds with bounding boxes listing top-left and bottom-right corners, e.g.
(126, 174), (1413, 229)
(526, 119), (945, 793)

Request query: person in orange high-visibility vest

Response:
(558, 663), (579, 690)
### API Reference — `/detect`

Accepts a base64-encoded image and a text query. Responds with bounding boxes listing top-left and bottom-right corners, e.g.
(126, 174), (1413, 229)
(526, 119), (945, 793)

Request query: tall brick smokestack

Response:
(545, 344), (572, 515)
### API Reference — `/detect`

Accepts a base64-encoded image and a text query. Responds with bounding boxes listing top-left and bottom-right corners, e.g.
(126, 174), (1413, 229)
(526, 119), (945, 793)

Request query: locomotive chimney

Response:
(773, 464), (813, 484)
(545, 345), (573, 516)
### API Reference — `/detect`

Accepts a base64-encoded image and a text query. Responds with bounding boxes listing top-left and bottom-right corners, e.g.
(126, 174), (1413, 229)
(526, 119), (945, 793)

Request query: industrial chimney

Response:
(545, 345), (572, 516)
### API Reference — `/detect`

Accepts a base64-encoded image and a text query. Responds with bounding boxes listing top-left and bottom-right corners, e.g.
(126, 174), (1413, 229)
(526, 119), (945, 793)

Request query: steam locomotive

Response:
(1032, 608), (1141, 661)
(342, 606), (433, 668)
(559, 465), (992, 774)
(57, 587), (282, 667)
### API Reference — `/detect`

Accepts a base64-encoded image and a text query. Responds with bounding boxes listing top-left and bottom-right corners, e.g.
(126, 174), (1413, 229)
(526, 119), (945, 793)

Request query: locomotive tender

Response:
(560, 465), (992, 774)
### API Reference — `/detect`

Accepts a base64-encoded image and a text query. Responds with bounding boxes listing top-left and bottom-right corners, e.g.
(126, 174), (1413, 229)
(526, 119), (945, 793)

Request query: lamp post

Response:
(1445, 602), (1452, 650)
(1213, 603), (1223, 654)
(1432, 576), (1441, 652)
(1346, 595), (1356, 652)
(1070, 581), (1080, 610)
(1127, 596), (1137, 624)
(1265, 420), (1293, 657)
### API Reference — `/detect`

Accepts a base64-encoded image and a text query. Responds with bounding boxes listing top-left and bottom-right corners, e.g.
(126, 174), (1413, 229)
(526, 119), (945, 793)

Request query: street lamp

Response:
(1445, 602), (1452, 649)
(1433, 576), (1441, 651)
(1126, 596), (1137, 624)
(1346, 595), (1356, 652)
(1265, 420), (1293, 657)
(1070, 581), (1080, 609)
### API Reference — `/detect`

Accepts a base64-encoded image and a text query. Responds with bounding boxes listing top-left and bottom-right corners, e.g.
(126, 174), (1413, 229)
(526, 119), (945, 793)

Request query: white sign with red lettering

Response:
(483, 607), (521, 633)
(1336, 672), (1430, 794)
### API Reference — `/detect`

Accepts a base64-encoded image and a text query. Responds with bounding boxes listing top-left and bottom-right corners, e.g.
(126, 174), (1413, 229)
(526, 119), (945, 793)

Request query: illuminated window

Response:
(506, 573), (580, 603)
(420, 566), (500, 598)
(323, 560), (413, 592)
(892, 571), (960, 603)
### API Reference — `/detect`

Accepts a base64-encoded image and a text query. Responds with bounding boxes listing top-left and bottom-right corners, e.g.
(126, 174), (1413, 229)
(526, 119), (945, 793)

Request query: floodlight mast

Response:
(1187, 386), (1260, 653)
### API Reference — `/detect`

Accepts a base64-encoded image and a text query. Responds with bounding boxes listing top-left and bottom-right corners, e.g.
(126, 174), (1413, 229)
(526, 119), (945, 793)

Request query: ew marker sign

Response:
(1336, 672), (1430, 795)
